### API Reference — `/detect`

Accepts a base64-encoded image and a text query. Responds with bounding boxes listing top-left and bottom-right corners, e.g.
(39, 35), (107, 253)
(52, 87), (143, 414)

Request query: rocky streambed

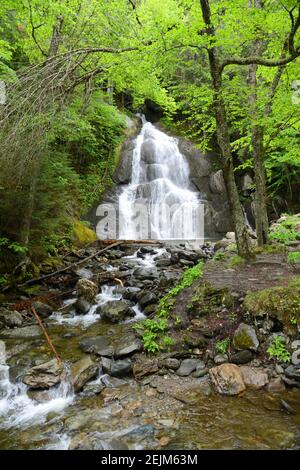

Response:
(0, 241), (300, 450)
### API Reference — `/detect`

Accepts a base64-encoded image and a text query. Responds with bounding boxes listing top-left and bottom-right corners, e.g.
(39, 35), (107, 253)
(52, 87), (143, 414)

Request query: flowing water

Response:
(0, 121), (300, 449)
(119, 116), (202, 240)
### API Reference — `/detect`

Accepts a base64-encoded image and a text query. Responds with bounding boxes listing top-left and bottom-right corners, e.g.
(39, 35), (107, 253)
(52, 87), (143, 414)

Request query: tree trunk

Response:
(200, 0), (253, 258)
(247, 1), (269, 245)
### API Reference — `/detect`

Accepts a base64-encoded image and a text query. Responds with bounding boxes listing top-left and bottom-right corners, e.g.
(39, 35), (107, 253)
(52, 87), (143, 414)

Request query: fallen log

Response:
(18, 241), (123, 288)
(31, 306), (62, 365)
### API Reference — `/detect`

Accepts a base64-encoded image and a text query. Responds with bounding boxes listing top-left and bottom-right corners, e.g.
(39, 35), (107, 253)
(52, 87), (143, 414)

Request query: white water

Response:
(0, 362), (74, 430)
(51, 285), (122, 327)
(119, 116), (201, 240)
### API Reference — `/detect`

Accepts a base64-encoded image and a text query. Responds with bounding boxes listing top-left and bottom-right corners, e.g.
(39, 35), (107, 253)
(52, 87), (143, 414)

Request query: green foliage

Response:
(267, 336), (291, 363)
(158, 261), (204, 318)
(137, 262), (203, 353)
(213, 251), (226, 261)
(269, 216), (300, 245)
(287, 251), (300, 264)
(215, 338), (230, 355)
(0, 237), (27, 254)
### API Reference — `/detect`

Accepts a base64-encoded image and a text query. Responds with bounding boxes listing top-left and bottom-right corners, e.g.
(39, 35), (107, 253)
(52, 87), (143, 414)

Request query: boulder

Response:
(239, 366), (269, 390)
(101, 357), (132, 377)
(266, 378), (286, 393)
(132, 267), (159, 280)
(233, 323), (259, 351)
(209, 363), (246, 395)
(74, 298), (91, 314)
(133, 359), (159, 380)
(0, 310), (23, 328)
(31, 301), (53, 319)
(100, 300), (135, 323)
(161, 358), (180, 370)
(284, 365), (300, 382)
(115, 338), (142, 358)
(230, 350), (254, 365)
(0, 325), (42, 339)
(76, 278), (98, 303)
(214, 354), (228, 365)
(70, 357), (98, 392)
(137, 291), (157, 309)
(22, 359), (63, 389)
(79, 336), (114, 357)
(176, 359), (200, 377)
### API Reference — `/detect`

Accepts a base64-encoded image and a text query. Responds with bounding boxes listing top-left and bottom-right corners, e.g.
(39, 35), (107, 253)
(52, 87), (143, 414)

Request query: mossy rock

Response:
(244, 277), (300, 333)
(188, 282), (234, 316)
(72, 220), (97, 246)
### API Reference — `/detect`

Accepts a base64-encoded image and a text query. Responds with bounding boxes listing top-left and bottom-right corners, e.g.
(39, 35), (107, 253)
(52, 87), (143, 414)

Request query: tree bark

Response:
(200, 0), (253, 258)
(248, 0), (269, 245)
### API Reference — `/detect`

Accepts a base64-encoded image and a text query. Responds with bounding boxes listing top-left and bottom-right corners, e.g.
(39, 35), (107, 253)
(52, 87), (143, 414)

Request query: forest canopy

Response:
(0, 0), (299, 278)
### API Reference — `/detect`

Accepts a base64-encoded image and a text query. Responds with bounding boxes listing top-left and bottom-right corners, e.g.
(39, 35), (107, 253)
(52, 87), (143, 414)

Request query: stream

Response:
(0, 118), (300, 450)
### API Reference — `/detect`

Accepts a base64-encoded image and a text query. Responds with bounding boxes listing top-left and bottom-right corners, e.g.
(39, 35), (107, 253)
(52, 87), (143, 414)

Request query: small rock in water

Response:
(80, 382), (105, 397)
(209, 363), (246, 395)
(79, 336), (114, 357)
(74, 298), (91, 314)
(75, 278), (98, 303)
(22, 358), (63, 389)
(70, 357), (98, 392)
(100, 300), (135, 323)
(280, 399), (296, 415)
(31, 301), (53, 319)
(266, 378), (286, 393)
(239, 366), (269, 390)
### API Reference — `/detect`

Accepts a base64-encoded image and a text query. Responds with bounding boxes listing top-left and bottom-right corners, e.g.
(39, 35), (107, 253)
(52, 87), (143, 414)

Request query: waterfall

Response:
(118, 116), (202, 240)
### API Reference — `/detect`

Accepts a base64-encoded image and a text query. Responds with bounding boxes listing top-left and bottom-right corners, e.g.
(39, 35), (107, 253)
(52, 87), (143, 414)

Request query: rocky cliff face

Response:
(87, 119), (233, 240)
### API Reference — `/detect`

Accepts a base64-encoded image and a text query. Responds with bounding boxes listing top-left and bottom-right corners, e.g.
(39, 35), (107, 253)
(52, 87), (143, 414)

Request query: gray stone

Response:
(214, 354), (228, 365)
(70, 357), (98, 392)
(161, 358), (180, 370)
(81, 382), (105, 397)
(284, 365), (300, 382)
(76, 278), (98, 303)
(132, 267), (159, 280)
(22, 359), (63, 389)
(121, 287), (141, 301)
(101, 375), (127, 388)
(75, 298), (91, 314)
(210, 363), (246, 395)
(0, 325), (42, 339)
(230, 350), (254, 365)
(233, 323), (259, 351)
(102, 358), (132, 377)
(239, 366), (269, 390)
(0, 310), (23, 328)
(192, 368), (208, 378)
(115, 338), (142, 358)
(137, 291), (157, 309)
(100, 300), (135, 323)
(79, 336), (114, 357)
(31, 301), (53, 319)
(176, 359), (200, 377)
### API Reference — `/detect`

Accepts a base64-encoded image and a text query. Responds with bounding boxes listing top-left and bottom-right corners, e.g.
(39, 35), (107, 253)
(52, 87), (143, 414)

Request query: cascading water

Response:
(119, 116), (202, 240)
